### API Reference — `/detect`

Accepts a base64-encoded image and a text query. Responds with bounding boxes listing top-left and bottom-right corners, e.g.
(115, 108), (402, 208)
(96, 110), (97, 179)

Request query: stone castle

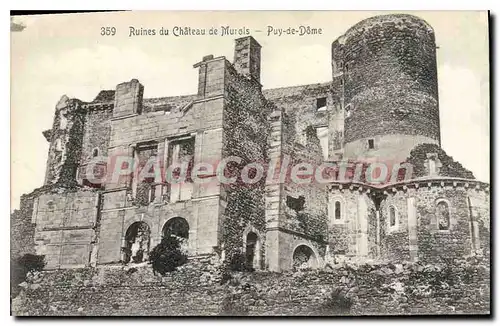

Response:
(12, 14), (490, 273)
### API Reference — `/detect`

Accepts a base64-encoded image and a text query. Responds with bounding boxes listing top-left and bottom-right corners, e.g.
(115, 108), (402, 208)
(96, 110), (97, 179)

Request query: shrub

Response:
(17, 253), (46, 274)
(148, 235), (187, 275)
(320, 287), (354, 315)
(228, 251), (253, 272)
(11, 253), (46, 297)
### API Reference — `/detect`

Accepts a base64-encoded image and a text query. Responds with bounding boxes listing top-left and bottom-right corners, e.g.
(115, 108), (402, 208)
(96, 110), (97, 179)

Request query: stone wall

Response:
(11, 195), (36, 259)
(79, 104), (113, 164)
(98, 57), (227, 263)
(44, 97), (86, 186)
(376, 181), (490, 263)
(32, 189), (99, 269)
(263, 83), (333, 271)
(220, 59), (270, 267)
(12, 255), (490, 316)
(327, 189), (375, 259)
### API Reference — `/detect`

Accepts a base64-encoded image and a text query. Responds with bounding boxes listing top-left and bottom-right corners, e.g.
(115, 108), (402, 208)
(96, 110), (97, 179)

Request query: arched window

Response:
(292, 245), (317, 269)
(329, 196), (344, 224)
(162, 217), (189, 253)
(436, 200), (451, 231)
(92, 148), (99, 157)
(335, 201), (342, 220)
(162, 217), (189, 239)
(388, 205), (398, 232)
(122, 221), (151, 264)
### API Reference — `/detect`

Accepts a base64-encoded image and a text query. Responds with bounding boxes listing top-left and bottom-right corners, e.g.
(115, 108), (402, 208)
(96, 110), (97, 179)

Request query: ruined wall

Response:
(264, 83), (332, 155)
(379, 190), (411, 261)
(31, 189), (99, 269)
(414, 185), (490, 263)
(13, 256), (490, 316)
(79, 104), (113, 164)
(220, 59), (270, 267)
(264, 84), (333, 267)
(97, 198), (210, 264)
(327, 188), (376, 261)
(376, 181), (490, 264)
(335, 14), (440, 162)
(99, 57), (228, 264)
(11, 195), (36, 259)
(44, 97), (86, 186)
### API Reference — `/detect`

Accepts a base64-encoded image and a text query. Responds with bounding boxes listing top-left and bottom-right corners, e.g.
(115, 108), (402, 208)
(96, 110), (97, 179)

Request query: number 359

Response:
(101, 27), (116, 36)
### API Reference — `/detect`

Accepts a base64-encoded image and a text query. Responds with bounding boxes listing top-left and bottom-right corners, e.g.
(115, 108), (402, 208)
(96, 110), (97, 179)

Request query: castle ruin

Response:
(12, 14), (490, 274)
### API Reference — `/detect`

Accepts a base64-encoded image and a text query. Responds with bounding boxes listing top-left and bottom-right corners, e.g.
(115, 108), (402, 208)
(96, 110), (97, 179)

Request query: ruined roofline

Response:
(263, 81), (332, 98)
(328, 177), (490, 193)
(82, 80), (333, 112)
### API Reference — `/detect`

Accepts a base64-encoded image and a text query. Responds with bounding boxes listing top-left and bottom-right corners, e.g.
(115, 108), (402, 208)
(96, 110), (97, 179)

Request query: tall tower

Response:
(332, 14), (440, 162)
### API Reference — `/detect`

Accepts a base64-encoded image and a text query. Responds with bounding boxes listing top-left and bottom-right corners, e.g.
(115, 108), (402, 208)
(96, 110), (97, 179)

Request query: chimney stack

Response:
(233, 36), (261, 84)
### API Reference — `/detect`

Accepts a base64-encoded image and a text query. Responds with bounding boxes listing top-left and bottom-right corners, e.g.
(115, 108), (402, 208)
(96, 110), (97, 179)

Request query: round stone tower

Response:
(332, 14), (440, 163)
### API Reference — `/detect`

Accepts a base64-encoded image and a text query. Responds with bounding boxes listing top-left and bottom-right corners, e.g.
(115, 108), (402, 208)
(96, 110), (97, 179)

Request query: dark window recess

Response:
(163, 217), (190, 239)
(334, 201), (341, 219)
(136, 183), (156, 205)
(168, 137), (195, 182)
(437, 201), (450, 231)
(286, 195), (305, 212)
(340, 78), (344, 86)
(92, 148), (99, 157)
(368, 139), (375, 149)
(389, 206), (396, 227)
(345, 63), (349, 73)
(316, 97), (327, 111)
(246, 232), (258, 269)
(135, 143), (158, 205)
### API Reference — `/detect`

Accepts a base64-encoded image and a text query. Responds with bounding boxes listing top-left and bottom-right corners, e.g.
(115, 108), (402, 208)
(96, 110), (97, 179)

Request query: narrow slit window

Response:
(437, 200), (451, 230)
(335, 201), (341, 220)
(389, 206), (397, 228)
(368, 139), (374, 149)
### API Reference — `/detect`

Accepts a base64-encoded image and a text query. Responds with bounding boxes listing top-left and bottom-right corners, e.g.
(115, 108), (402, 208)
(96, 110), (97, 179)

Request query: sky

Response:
(10, 11), (490, 210)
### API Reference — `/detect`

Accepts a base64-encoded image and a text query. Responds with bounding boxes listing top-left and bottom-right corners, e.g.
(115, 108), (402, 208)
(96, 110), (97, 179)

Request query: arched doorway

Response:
(245, 232), (259, 270)
(292, 244), (317, 269)
(123, 221), (151, 264)
(162, 217), (189, 252)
